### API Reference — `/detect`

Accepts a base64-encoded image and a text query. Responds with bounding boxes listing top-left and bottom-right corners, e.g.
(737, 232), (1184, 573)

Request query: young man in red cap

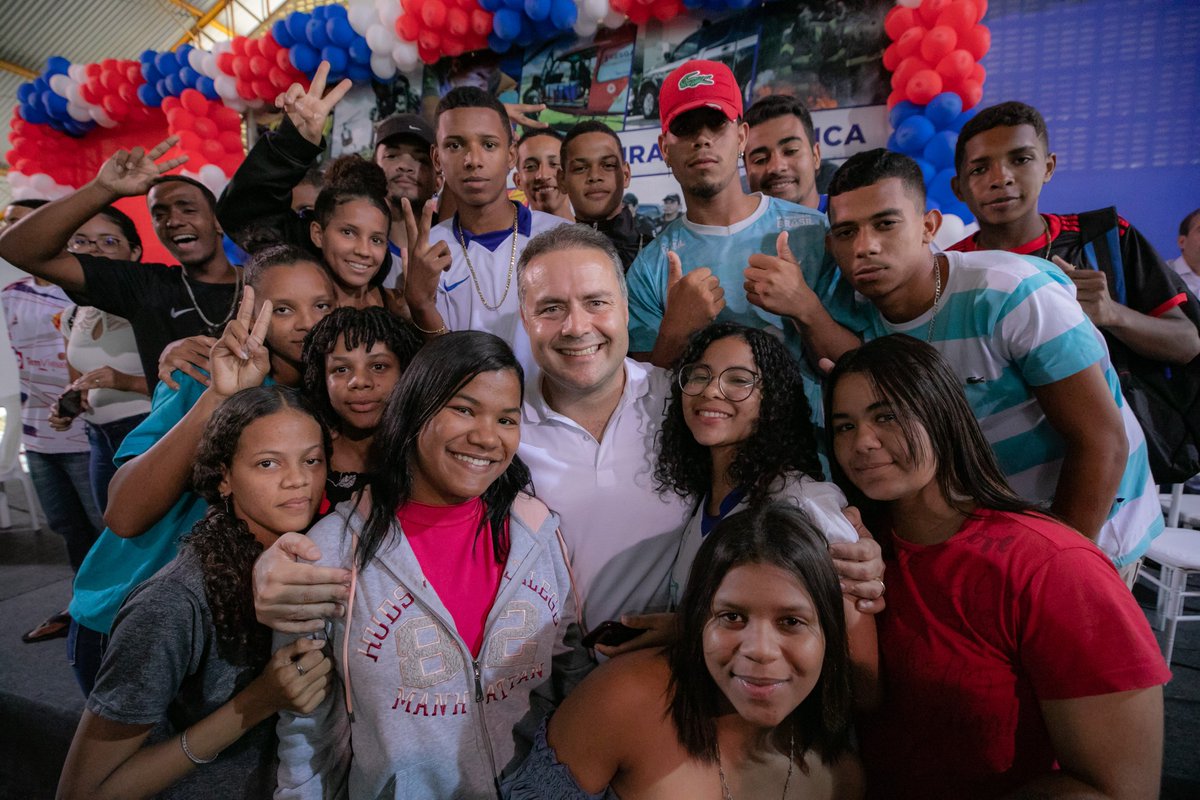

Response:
(624, 60), (846, 426)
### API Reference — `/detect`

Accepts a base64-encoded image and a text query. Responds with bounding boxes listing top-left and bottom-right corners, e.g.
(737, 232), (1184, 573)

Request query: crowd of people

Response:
(1, 55), (1195, 799)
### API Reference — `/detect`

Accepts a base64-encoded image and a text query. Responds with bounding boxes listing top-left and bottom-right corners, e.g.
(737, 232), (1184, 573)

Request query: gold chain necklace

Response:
(456, 204), (519, 311)
(717, 728), (795, 800)
(927, 251), (943, 342)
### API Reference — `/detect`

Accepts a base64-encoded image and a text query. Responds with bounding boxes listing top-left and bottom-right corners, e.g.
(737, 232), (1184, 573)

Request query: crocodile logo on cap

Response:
(678, 70), (715, 90)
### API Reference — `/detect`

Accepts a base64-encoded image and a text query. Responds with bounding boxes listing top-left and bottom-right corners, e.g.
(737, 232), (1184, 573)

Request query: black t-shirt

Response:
(68, 254), (239, 388)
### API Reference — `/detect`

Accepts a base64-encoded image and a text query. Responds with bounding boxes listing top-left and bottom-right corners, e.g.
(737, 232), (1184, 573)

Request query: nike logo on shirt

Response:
(442, 277), (469, 293)
(169, 307), (196, 318)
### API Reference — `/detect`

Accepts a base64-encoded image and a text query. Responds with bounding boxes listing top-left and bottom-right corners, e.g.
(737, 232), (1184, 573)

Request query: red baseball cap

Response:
(658, 59), (743, 135)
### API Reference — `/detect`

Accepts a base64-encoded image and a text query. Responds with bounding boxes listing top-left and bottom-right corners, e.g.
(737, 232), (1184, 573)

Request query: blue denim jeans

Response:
(67, 618), (109, 697)
(24, 450), (103, 572)
(84, 413), (148, 513)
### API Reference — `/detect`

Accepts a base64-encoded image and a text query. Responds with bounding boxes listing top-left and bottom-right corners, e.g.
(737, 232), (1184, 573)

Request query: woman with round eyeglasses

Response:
(593, 322), (883, 659)
(54, 206), (152, 514)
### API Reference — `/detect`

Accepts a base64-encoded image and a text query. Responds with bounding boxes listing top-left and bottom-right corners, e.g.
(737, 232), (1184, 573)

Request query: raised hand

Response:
(744, 231), (816, 319)
(401, 197), (452, 314)
(503, 101), (549, 130)
(93, 137), (188, 198)
(276, 60), (353, 146)
(662, 250), (725, 336)
(210, 286), (272, 398)
(253, 532), (351, 634)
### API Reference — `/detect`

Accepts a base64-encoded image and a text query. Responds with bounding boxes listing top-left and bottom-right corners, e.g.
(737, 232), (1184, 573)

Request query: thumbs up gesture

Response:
(744, 231), (817, 319)
(662, 250), (726, 337)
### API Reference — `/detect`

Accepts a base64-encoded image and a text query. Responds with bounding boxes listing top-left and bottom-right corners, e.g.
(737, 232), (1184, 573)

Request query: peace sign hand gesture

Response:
(276, 60), (353, 146)
(93, 136), (188, 198)
(210, 286), (272, 398)
(401, 197), (452, 312)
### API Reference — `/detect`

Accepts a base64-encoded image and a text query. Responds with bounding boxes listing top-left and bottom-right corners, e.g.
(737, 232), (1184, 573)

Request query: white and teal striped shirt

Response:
(848, 249), (1161, 566)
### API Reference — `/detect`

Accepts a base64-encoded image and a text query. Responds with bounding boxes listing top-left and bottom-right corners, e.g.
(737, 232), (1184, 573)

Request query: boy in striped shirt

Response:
(785, 149), (1160, 579)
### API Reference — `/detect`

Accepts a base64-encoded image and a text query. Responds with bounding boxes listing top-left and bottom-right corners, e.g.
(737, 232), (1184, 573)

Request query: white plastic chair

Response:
(0, 397), (45, 531)
(1138, 484), (1200, 664)
(1158, 489), (1200, 529)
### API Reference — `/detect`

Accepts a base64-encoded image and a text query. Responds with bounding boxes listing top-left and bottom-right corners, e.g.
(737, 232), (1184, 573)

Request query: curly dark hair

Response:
(301, 307), (423, 433)
(654, 322), (821, 505)
(312, 155), (393, 287)
(185, 385), (332, 666)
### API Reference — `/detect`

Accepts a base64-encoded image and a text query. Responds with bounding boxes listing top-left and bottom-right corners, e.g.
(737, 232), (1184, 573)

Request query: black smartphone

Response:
(581, 620), (645, 649)
(57, 389), (84, 420)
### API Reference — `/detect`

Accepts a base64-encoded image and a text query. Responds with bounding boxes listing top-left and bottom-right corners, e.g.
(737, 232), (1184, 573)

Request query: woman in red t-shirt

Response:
(824, 335), (1169, 800)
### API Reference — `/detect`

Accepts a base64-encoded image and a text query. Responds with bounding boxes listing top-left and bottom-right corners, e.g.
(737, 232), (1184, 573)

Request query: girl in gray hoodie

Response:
(275, 331), (594, 799)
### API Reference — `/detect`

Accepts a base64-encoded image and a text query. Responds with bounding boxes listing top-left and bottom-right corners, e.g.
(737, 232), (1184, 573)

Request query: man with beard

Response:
(372, 112), (438, 266)
(744, 94), (825, 212)
(558, 120), (645, 269)
(0, 140), (241, 390)
(513, 128), (574, 221)
(624, 61), (844, 427)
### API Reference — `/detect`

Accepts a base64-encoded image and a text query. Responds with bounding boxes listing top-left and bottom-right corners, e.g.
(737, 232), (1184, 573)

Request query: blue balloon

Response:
(290, 43), (320, 74)
(139, 49), (157, 64)
(550, 0), (577, 28)
(164, 74), (184, 97)
(925, 197), (942, 213)
(494, 8), (523, 40)
(924, 92), (963, 130)
(325, 3), (347, 18)
(44, 92), (69, 118)
(928, 168), (956, 205)
(286, 12), (310, 43)
(327, 17), (356, 47)
(21, 103), (50, 125)
(155, 51), (178, 76)
(348, 38), (372, 64)
(320, 46), (349, 75)
(913, 157), (936, 186)
(142, 61), (162, 82)
(347, 63), (372, 82)
(923, 130), (958, 171)
(180, 67), (200, 87)
(17, 83), (34, 103)
(479, 0), (502, 9)
(272, 18), (294, 47)
(46, 56), (71, 75)
(888, 100), (922, 129)
(946, 106), (978, 134)
(197, 76), (218, 100)
(940, 198), (972, 223)
(893, 115), (936, 157)
(525, 0), (552, 21)
(311, 4), (328, 20)
(488, 32), (513, 53)
(305, 18), (331, 48)
(137, 83), (162, 107)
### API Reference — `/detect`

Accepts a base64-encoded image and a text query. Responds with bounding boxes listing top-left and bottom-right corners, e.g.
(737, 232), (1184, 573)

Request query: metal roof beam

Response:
(164, 0), (234, 37)
(173, 0), (235, 49)
(0, 59), (38, 80)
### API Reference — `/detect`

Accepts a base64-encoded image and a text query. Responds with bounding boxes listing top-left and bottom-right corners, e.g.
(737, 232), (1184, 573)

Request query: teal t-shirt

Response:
(70, 371), (274, 634)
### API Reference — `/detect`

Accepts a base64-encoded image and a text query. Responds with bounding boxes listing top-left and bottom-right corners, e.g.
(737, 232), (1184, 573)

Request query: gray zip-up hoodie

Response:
(274, 495), (594, 799)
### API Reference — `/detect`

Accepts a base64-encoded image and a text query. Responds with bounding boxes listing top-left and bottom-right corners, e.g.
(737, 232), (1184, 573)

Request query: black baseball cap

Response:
(373, 114), (436, 149)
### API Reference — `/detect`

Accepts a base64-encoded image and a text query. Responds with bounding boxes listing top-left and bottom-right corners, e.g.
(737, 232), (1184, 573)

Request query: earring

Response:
(738, 151), (744, 159)
(221, 494), (233, 514)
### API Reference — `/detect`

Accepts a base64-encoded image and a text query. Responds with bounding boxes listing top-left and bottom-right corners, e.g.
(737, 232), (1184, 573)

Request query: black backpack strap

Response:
(1074, 207), (1127, 305)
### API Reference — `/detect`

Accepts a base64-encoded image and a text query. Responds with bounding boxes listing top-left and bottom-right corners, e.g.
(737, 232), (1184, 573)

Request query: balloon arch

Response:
(8, 0), (989, 236)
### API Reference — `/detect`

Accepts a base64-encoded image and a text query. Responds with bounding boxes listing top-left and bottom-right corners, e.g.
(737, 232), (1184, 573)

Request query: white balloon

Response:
(66, 102), (91, 122)
(30, 173), (56, 193)
(601, 9), (625, 30)
(584, 0), (610, 18)
(65, 84), (82, 104)
(933, 213), (966, 250)
(48, 73), (71, 95)
(89, 106), (117, 128)
(187, 48), (205, 72)
(371, 54), (397, 80)
(348, 0), (376, 36)
(393, 41), (419, 72)
(214, 74), (238, 99)
(378, 3), (402, 29)
(366, 23), (392, 53)
(68, 63), (86, 82)
(574, 17), (598, 36)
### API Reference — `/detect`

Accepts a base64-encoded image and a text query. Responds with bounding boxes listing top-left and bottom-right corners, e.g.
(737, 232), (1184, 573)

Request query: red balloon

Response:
(470, 9), (492, 37)
(958, 78), (983, 109)
(125, 63), (142, 84)
(884, 6), (919, 41)
(261, 34), (281, 57)
(936, 0), (978, 35)
(447, 8), (469, 35)
(970, 62), (986, 84)
(161, 96), (181, 112)
(118, 83), (138, 105)
(253, 80), (273, 100)
(86, 63), (102, 77)
(202, 139), (224, 161)
(918, 0), (953, 28)
(102, 94), (129, 118)
(418, 30), (442, 52)
(233, 56), (253, 80)
(244, 38), (261, 59)
(892, 56), (930, 92)
(887, 88), (905, 109)
(101, 58), (119, 72)
(231, 37), (247, 56)
(250, 56), (270, 76)
(274, 48), (292, 72)
(397, 13), (419, 41)
(975, 0), (988, 22)
(906, 69), (944, 105)
(217, 154), (243, 176)
(179, 130), (203, 152)
(882, 43), (902, 72)
(218, 53), (236, 76)
(193, 117), (218, 139)
(422, 1), (447, 27)
(218, 131), (244, 153)
(894, 27), (925, 60)
(936, 49), (975, 83)
(268, 67), (289, 89)
(235, 79), (255, 101)
(167, 108), (195, 130)
(960, 24), (991, 60)
(212, 106), (242, 130)
(920, 26), (957, 63)
(100, 69), (123, 92)
(180, 89), (208, 116)
(80, 84), (99, 106)
(418, 44), (440, 65)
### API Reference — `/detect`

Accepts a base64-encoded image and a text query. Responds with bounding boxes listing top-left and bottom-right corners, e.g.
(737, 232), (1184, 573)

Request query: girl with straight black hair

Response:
(273, 331), (593, 799)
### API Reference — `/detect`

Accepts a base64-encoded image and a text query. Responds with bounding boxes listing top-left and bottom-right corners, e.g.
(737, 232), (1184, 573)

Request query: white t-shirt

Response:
(1169, 255), (1200, 296)
(430, 203), (567, 377)
(518, 359), (692, 630)
(65, 306), (151, 426)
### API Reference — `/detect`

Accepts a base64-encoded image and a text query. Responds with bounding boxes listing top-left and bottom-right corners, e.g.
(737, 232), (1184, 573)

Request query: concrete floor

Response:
(0, 484), (1197, 799)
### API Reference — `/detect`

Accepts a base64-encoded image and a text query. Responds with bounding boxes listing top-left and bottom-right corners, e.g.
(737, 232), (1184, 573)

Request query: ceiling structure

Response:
(0, 0), (324, 206)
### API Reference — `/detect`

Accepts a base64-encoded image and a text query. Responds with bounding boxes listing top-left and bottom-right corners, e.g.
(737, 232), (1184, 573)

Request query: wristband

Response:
(180, 729), (216, 765)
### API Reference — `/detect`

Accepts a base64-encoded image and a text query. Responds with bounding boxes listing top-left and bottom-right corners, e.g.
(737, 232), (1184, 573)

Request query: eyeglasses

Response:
(67, 234), (127, 254)
(678, 365), (761, 402)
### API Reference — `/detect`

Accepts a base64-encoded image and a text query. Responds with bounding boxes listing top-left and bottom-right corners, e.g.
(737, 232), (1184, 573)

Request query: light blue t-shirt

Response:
(841, 249), (1161, 566)
(70, 372), (274, 634)
(626, 193), (850, 434)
